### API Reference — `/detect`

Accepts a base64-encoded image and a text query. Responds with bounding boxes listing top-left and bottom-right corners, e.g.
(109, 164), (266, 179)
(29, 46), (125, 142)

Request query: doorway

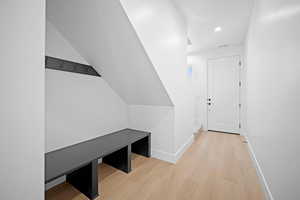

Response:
(207, 55), (241, 134)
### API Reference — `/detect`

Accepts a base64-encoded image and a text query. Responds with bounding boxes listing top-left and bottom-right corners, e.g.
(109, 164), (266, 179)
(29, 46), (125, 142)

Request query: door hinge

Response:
(239, 123), (241, 129)
(239, 81), (241, 87)
(239, 104), (241, 109)
(239, 61), (242, 67)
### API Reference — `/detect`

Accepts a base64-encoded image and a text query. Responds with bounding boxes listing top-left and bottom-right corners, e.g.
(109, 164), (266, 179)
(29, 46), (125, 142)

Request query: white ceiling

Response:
(174, 0), (253, 52)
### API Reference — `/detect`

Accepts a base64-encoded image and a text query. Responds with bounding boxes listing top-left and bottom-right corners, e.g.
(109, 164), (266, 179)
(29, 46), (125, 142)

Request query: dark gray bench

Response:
(45, 129), (151, 199)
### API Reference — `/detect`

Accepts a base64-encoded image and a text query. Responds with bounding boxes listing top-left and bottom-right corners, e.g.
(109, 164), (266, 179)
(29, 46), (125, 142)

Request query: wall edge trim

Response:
(245, 136), (275, 200)
(174, 134), (194, 163)
(152, 134), (194, 164)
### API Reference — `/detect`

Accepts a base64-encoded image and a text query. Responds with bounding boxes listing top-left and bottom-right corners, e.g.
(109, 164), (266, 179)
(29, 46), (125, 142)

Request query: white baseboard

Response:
(152, 135), (194, 164)
(173, 135), (194, 163)
(245, 136), (274, 200)
(193, 126), (200, 134)
(151, 149), (175, 163)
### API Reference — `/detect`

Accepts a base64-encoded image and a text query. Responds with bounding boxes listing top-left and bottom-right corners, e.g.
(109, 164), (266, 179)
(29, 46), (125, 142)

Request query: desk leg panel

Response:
(103, 145), (131, 173)
(132, 135), (151, 158)
(66, 159), (99, 200)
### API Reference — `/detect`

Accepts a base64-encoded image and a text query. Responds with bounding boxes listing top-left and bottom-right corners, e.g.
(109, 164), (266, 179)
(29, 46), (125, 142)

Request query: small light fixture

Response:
(218, 44), (229, 48)
(187, 38), (192, 46)
(214, 26), (222, 32)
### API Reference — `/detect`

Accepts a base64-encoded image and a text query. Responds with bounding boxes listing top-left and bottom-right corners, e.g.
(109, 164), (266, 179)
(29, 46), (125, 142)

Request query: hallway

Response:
(46, 132), (265, 200)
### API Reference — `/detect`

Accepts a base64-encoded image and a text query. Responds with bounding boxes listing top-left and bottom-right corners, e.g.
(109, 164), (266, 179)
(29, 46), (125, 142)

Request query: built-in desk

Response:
(45, 129), (151, 199)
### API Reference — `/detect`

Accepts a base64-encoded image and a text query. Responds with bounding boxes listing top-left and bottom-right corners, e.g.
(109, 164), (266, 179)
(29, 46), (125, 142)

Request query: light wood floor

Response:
(46, 132), (265, 200)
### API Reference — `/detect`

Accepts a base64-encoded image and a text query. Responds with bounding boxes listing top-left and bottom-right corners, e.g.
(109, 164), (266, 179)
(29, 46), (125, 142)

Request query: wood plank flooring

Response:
(46, 132), (265, 200)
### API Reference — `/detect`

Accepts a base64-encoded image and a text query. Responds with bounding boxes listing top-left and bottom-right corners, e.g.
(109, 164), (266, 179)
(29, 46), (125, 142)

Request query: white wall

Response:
(46, 0), (172, 106)
(188, 45), (246, 134)
(47, 0), (194, 162)
(246, 0), (300, 199)
(0, 1), (45, 199)
(129, 105), (174, 161)
(121, 0), (194, 154)
(46, 21), (128, 152)
(46, 21), (88, 64)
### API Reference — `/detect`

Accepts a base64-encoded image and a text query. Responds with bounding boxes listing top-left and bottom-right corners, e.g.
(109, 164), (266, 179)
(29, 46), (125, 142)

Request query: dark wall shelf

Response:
(45, 56), (101, 77)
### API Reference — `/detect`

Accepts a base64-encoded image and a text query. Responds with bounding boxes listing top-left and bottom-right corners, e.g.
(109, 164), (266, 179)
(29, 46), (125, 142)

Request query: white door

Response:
(207, 56), (241, 134)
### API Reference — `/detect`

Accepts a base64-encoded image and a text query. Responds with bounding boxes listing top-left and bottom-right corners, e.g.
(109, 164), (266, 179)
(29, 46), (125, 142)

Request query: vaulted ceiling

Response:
(174, 0), (253, 52)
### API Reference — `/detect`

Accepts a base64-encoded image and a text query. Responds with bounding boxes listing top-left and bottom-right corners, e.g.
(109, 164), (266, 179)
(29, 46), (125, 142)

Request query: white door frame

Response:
(206, 55), (242, 134)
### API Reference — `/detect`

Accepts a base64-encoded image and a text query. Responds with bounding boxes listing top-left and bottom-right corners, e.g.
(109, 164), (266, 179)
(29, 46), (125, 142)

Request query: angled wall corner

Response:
(46, 0), (176, 159)
(46, 0), (173, 107)
(120, 0), (194, 154)
(46, 0), (196, 160)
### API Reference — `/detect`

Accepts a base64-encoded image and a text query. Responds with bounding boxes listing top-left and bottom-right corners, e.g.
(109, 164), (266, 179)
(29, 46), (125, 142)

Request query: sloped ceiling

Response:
(46, 0), (173, 106)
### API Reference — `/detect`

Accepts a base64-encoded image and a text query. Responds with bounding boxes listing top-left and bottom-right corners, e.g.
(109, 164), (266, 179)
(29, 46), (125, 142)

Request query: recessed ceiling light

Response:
(214, 26), (222, 32)
(187, 38), (192, 45)
(218, 44), (229, 48)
